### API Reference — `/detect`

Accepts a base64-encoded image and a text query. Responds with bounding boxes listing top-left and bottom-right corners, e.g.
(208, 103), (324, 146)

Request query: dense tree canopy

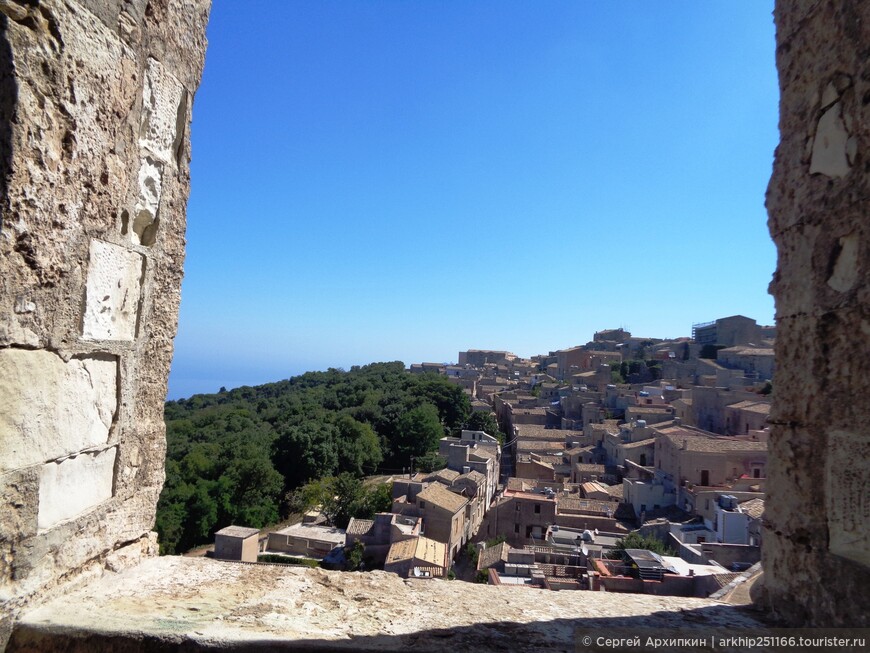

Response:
(156, 363), (470, 553)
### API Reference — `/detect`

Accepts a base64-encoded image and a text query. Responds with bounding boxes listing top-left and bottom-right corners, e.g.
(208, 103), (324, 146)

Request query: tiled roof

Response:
(470, 447), (497, 462)
(385, 537), (447, 567)
(557, 494), (613, 515)
(514, 424), (581, 440)
(345, 518), (374, 536)
(477, 541), (510, 571)
(728, 401), (771, 414)
(516, 440), (565, 452)
(458, 470), (487, 486)
(413, 537), (447, 567)
(606, 484), (624, 499)
(574, 463), (605, 473)
(384, 538), (416, 564)
(417, 483), (468, 514)
(581, 481), (610, 495)
(660, 428), (768, 453)
(739, 498), (765, 520)
(621, 438), (656, 449)
(424, 468), (461, 484)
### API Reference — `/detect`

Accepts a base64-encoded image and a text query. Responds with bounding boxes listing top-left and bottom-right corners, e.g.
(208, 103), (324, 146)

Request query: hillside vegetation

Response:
(156, 362), (473, 553)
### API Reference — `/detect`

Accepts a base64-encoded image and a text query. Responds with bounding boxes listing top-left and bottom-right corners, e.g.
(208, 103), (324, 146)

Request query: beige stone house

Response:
(655, 426), (768, 489)
(415, 483), (468, 561)
(266, 523), (345, 559)
(383, 536), (448, 578)
(214, 526), (260, 562)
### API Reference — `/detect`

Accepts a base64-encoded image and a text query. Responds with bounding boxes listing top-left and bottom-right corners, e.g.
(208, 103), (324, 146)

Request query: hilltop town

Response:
(213, 314), (772, 599)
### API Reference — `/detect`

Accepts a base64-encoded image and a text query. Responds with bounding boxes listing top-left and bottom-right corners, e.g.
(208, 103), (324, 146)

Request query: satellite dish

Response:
(581, 544), (589, 556)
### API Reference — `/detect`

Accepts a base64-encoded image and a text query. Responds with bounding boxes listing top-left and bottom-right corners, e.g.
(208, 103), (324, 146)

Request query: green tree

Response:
(607, 532), (675, 559)
(416, 450), (447, 472)
(339, 482), (395, 521)
(346, 540), (366, 571)
(393, 403), (443, 463)
(219, 451), (283, 527)
(273, 422), (339, 490)
(414, 377), (471, 430)
(335, 414), (383, 477)
(294, 473), (364, 529)
(619, 361), (629, 380)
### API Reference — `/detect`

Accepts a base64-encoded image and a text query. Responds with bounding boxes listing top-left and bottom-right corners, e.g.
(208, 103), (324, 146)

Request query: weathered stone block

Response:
(37, 448), (117, 532)
(825, 430), (870, 567)
(132, 156), (164, 246)
(0, 350), (118, 473)
(139, 57), (185, 164)
(82, 240), (144, 342)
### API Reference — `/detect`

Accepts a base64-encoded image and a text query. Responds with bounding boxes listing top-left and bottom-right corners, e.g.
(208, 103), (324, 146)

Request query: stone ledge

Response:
(9, 557), (766, 652)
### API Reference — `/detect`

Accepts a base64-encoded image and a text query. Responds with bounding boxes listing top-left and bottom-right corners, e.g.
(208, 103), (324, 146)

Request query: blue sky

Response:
(168, 1), (779, 399)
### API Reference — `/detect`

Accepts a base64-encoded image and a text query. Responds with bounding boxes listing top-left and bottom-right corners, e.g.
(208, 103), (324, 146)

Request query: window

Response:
(753, 468), (761, 478)
(516, 502), (520, 511)
(514, 524), (519, 534)
(534, 504), (541, 514)
(419, 501), (425, 509)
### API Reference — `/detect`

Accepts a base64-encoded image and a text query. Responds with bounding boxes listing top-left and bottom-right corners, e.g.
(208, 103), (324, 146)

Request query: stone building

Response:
(691, 315), (763, 347)
(214, 526), (260, 563)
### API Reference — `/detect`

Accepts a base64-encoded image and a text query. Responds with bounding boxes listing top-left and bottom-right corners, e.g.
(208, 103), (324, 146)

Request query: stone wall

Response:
(0, 0), (209, 637)
(764, 0), (869, 627)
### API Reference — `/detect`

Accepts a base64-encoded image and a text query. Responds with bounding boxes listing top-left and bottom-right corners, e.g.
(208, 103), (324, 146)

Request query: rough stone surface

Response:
(763, 0), (870, 628)
(8, 557), (768, 652)
(0, 349), (117, 472)
(82, 240), (145, 341)
(37, 447), (118, 531)
(0, 0), (210, 635)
